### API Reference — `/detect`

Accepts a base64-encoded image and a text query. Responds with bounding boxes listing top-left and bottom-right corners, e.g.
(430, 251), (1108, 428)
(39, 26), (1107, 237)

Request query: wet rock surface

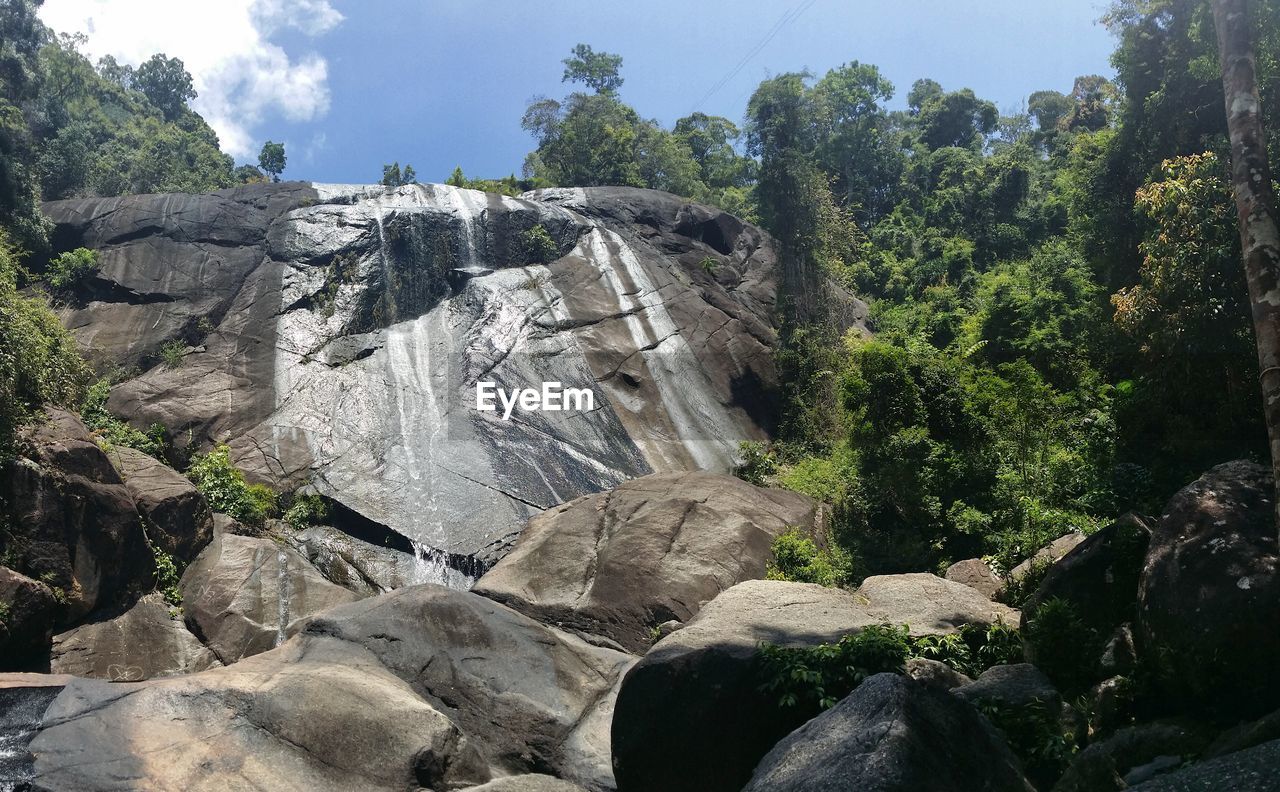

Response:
(45, 183), (783, 572)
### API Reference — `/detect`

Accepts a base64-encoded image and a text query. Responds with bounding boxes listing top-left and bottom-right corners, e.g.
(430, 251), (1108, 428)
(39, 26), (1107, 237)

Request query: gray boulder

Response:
(1127, 739), (1280, 791)
(106, 445), (213, 562)
(50, 593), (218, 680)
(300, 584), (634, 791)
(903, 657), (972, 690)
(0, 566), (57, 670)
(742, 673), (1035, 792)
(1136, 461), (1280, 719)
(1052, 721), (1210, 792)
(0, 409), (151, 624)
(473, 471), (819, 651)
(1009, 533), (1086, 582)
(955, 663), (1061, 712)
(611, 576), (1019, 792)
(944, 557), (1003, 598)
(26, 633), (490, 792)
(179, 527), (361, 664)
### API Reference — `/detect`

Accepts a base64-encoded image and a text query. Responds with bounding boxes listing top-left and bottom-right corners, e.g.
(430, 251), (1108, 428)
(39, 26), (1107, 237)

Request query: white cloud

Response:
(39, 0), (343, 160)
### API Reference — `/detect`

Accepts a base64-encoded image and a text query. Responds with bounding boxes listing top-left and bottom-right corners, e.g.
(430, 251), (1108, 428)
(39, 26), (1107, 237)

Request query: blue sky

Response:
(42, 0), (1118, 184)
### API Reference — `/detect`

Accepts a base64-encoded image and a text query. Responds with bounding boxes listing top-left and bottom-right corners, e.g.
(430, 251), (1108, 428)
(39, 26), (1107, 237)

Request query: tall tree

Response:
(132, 54), (196, 121)
(1214, 0), (1280, 530)
(258, 141), (285, 182)
(561, 44), (624, 95)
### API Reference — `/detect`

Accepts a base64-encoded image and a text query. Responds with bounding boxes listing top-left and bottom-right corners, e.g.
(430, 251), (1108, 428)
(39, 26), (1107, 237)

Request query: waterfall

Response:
(408, 539), (480, 589)
(275, 547), (291, 647)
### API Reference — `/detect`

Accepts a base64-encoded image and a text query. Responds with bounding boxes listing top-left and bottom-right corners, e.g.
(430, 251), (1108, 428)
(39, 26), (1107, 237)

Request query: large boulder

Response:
(1009, 532), (1086, 581)
(473, 472), (819, 652)
(50, 592), (219, 680)
(1052, 721), (1210, 792)
(1136, 461), (1280, 719)
(611, 576), (1019, 792)
(1127, 738), (1280, 791)
(463, 777), (588, 792)
(944, 557), (1003, 599)
(741, 673), (1034, 792)
(0, 409), (151, 625)
(25, 633), (491, 792)
(0, 567), (58, 670)
(1021, 514), (1151, 691)
(106, 445), (213, 562)
(955, 663), (1060, 712)
(179, 525), (362, 664)
(300, 584), (634, 791)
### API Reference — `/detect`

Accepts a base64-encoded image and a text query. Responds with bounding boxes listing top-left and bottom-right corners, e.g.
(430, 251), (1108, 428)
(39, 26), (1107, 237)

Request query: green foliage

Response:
(284, 492), (330, 529)
(0, 232), (90, 456)
(258, 141), (286, 182)
(995, 556), (1051, 608)
(160, 339), (185, 368)
(45, 247), (97, 291)
(522, 224), (559, 264)
(381, 162), (417, 187)
(760, 621), (1023, 714)
(186, 445), (277, 526)
(151, 544), (182, 606)
(765, 529), (853, 588)
(561, 43), (624, 95)
(978, 698), (1078, 787)
(81, 379), (163, 456)
(1023, 597), (1100, 695)
(732, 441), (778, 486)
(132, 53), (196, 121)
(760, 624), (912, 711)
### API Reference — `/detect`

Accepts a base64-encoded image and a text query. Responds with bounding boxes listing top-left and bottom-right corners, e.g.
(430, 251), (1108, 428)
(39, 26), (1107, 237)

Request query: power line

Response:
(688, 0), (820, 114)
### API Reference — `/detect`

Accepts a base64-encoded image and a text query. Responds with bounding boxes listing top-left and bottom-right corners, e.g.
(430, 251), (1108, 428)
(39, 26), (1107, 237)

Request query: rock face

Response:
(179, 527), (361, 664)
(106, 445), (213, 562)
(473, 471), (818, 652)
(301, 585), (634, 791)
(954, 663), (1060, 711)
(46, 183), (783, 574)
(741, 673), (1035, 792)
(0, 409), (151, 626)
(611, 576), (1019, 792)
(1009, 532), (1086, 581)
(0, 567), (57, 670)
(1052, 721), (1209, 792)
(1136, 461), (1280, 719)
(50, 593), (219, 680)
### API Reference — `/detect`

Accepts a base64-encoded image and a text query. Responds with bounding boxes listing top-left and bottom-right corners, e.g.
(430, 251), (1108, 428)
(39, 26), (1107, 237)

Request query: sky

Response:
(38, 0), (1118, 185)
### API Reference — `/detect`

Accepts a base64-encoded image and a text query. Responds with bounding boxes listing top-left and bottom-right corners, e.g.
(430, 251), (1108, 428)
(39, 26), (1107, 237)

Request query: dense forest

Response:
(2, 0), (1278, 586)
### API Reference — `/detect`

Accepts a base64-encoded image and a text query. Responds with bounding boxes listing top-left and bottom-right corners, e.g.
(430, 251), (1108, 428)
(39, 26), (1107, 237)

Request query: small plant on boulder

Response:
(186, 445), (277, 526)
(45, 248), (98, 291)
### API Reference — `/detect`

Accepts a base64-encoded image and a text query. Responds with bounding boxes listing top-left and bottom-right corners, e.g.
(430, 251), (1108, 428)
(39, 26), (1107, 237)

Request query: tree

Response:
(381, 162), (401, 187)
(1214, 0), (1280, 531)
(402, 164), (417, 184)
(1027, 90), (1073, 132)
(446, 166), (465, 187)
(562, 44), (623, 94)
(258, 141), (285, 182)
(132, 54), (196, 121)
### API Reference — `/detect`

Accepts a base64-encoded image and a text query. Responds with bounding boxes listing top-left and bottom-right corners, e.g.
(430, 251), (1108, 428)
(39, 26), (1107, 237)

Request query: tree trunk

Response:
(1214, 0), (1280, 535)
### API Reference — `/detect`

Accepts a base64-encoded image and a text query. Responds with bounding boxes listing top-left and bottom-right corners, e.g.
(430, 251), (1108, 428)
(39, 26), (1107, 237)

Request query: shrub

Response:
(760, 624), (912, 712)
(732, 440), (777, 486)
(523, 224), (559, 263)
(1023, 596), (1100, 695)
(760, 620), (1024, 714)
(151, 544), (182, 606)
(45, 247), (98, 291)
(0, 233), (91, 456)
(160, 339), (185, 368)
(765, 528), (852, 588)
(186, 445), (277, 526)
(978, 698), (1078, 788)
(81, 379), (164, 456)
(284, 492), (330, 529)
(995, 556), (1052, 608)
